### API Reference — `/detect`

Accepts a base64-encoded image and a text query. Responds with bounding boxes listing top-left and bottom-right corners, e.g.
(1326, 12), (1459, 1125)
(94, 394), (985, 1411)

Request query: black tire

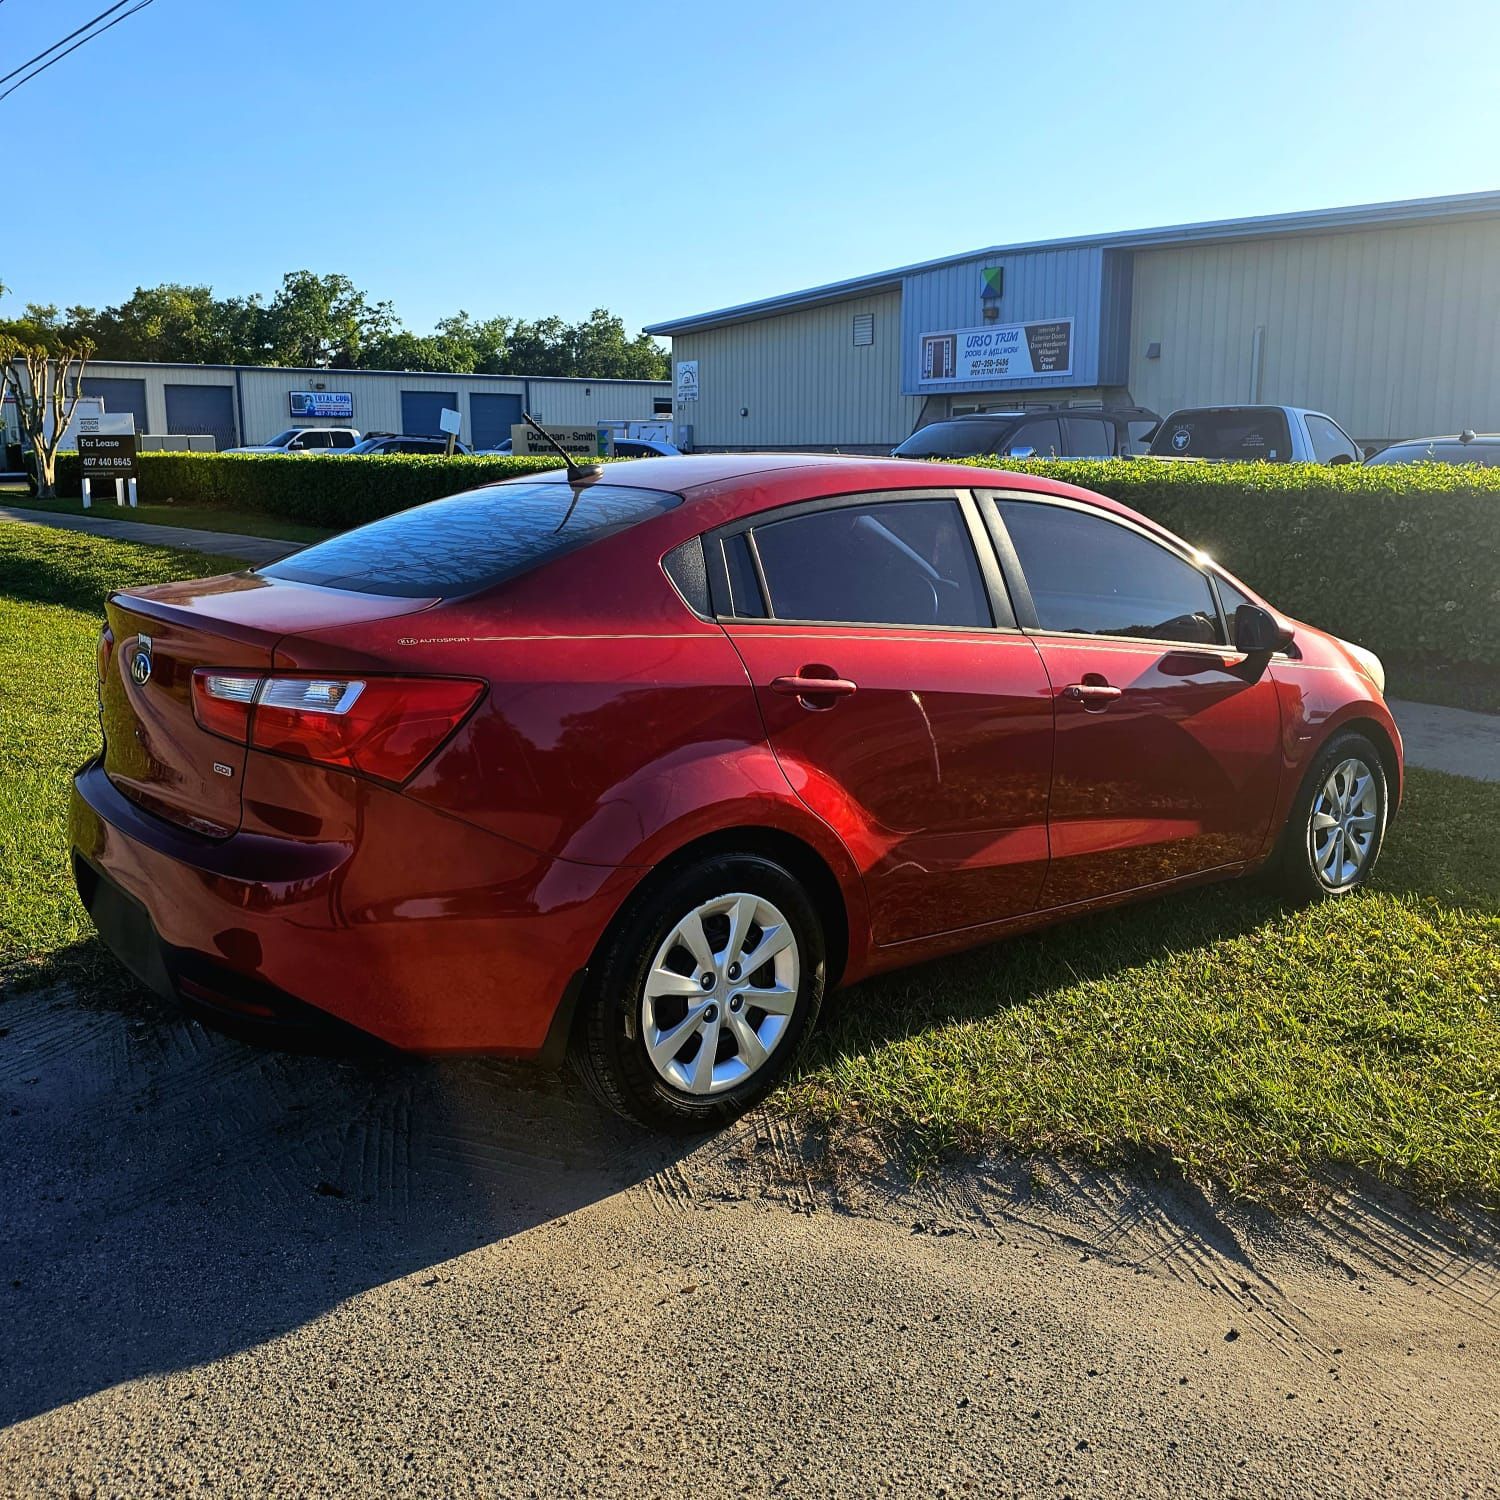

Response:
(1271, 730), (1389, 903)
(571, 853), (825, 1132)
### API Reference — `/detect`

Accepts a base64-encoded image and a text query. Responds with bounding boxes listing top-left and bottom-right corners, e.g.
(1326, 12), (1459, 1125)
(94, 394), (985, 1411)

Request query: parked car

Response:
(72, 455), (1400, 1131)
(226, 427), (361, 454)
(338, 433), (473, 456)
(894, 407), (1159, 461)
(613, 438), (682, 458)
(1364, 430), (1500, 467)
(1147, 406), (1360, 464)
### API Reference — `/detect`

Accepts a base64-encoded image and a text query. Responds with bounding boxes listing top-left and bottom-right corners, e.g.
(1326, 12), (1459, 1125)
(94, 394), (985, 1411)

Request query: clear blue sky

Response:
(5, 0), (1496, 335)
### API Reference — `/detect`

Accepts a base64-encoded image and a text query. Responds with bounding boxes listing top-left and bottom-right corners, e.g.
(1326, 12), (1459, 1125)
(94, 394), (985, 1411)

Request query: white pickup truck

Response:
(1147, 405), (1363, 464)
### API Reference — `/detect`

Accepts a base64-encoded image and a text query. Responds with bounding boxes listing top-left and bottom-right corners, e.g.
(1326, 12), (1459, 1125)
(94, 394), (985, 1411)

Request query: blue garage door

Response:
(469, 392), (523, 451)
(164, 385), (238, 451)
(79, 376), (149, 434)
(400, 390), (458, 439)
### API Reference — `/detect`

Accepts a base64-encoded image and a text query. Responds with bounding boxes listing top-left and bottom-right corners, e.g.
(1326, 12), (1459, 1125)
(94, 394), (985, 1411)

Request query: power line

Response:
(0, 1), (132, 87)
(0, 0), (153, 103)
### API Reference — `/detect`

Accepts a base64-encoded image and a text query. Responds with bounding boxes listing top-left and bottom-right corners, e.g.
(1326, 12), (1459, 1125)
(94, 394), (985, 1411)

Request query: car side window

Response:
(1065, 417), (1113, 457)
(997, 500), (1224, 645)
(749, 499), (993, 629)
(1004, 417), (1061, 457)
(1305, 414), (1358, 465)
(301, 430), (330, 449)
(330, 431), (356, 449)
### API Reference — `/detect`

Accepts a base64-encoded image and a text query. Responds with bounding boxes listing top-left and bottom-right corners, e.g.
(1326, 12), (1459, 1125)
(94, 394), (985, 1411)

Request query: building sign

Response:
(674, 360), (698, 402)
(78, 412), (137, 437)
(510, 424), (612, 458)
(78, 432), (138, 479)
(918, 318), (1074, 383)
(289, 391), (354, 419)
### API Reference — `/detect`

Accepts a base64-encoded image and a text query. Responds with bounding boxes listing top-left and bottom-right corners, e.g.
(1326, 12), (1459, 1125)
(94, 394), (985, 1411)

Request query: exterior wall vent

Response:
(852, 313), (875, 347)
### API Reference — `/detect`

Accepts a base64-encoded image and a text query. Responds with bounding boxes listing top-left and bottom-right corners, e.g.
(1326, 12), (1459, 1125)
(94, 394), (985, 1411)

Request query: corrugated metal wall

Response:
(79, 362), (669, 447)
(1128, 218), (1500, 442)
(670, 289), (920, 450)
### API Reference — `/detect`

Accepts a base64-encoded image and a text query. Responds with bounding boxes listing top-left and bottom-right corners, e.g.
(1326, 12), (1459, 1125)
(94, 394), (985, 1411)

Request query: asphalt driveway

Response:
(2, 975), (1496, 1497)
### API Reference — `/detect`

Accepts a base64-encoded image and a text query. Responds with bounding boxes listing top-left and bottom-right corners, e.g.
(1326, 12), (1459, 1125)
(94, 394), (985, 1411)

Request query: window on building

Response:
(749, 499), (992, 628)
(997, 500), (1223, 645)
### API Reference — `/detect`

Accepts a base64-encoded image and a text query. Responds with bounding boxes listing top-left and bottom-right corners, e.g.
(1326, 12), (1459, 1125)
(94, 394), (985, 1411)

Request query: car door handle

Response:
(1063, 681), (1122, 709)
(771, 674), (858, 700)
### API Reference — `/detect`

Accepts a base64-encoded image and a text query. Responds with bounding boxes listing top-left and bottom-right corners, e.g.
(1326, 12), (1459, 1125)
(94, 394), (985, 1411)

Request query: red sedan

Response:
(72, 456), (1401, 1129)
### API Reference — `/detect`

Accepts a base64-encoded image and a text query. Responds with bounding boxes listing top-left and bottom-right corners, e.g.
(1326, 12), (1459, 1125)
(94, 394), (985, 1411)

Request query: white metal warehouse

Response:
(66, 361), (672, 451)
(647, 191), (1500, 452)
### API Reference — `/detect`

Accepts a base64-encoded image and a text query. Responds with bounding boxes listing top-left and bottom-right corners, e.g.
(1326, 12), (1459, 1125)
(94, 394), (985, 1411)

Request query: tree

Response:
(260, 271), (399, 369)
(0, 334), (94, 497)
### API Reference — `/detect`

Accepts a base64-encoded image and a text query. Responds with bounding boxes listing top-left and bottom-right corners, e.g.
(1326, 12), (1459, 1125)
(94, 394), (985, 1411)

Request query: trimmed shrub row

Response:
(48, 451), (1499, 672)
(959, 458), (1499, 673)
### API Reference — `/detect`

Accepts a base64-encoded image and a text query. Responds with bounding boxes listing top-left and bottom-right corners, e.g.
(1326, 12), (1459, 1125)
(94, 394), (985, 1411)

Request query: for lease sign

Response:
(918, 318), (1074, 383)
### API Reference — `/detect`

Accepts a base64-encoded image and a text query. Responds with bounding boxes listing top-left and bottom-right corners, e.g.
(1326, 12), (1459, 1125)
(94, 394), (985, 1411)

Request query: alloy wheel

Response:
(640, 892), (800, 1096)
(1309, 756), (1379, 888)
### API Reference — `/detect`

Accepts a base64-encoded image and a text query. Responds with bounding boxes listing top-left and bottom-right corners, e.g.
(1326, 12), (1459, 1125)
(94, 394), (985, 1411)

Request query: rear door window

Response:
(1304, 414), (1359, 464)
(261, 479), (681, 598)
(997, 500), (1223, 645)
(1150, 409), (1292, 461)
(749, 499), (993, 629)
(1065, 417), (1113, 456)
(330, 431), (357, 449)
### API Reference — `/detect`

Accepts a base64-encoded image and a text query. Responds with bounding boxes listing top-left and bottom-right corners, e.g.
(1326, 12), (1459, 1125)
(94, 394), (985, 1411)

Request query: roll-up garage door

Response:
(164, 385), (238, 451)
(469, 393), (523, 450)
(78, 377), (149, 434)
(400, 390), (458, 438)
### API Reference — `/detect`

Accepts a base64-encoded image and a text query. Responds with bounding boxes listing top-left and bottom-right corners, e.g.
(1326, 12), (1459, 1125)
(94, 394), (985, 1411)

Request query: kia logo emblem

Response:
(130, 635), (152, 685)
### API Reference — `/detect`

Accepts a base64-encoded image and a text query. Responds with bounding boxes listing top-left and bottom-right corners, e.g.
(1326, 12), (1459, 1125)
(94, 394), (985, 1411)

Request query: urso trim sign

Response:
(918, 318), (1074, 383)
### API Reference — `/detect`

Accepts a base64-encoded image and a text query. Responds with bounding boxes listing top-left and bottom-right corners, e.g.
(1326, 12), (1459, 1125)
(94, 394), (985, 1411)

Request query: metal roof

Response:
(645, 190), (1500, 336)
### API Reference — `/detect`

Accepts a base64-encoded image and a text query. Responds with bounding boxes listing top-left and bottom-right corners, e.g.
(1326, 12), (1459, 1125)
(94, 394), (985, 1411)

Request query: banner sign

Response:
(674, 360), (698, 402)
(510, 424), (612, 458)
(78, 432), (138, 479)
(289, 391), (354, 419)
(918, 318), (1074, 383)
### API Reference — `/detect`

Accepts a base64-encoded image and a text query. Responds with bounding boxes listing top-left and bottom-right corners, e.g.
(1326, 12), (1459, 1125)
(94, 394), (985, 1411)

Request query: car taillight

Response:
(192, 672), (260, 741)
(96, 627), (113, 680)
(191, 671), (483, 785)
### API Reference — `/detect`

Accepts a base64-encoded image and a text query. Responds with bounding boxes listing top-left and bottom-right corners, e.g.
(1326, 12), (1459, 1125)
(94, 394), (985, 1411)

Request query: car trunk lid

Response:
(99, 571), (436, 837)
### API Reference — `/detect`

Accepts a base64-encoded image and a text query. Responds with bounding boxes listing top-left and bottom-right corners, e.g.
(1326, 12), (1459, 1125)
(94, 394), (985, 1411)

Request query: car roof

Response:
(1380, 434), (1500, 445)
(520, 452), (1160, 530)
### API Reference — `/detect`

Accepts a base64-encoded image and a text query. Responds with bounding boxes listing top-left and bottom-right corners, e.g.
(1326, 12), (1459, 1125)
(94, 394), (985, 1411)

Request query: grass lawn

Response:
(3, 520), (1497, 1206)
(0, 493), (333, 545)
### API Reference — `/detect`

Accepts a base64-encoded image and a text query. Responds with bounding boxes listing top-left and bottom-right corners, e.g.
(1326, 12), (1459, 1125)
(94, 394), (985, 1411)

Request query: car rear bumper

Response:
(69, 758), (634, 1056)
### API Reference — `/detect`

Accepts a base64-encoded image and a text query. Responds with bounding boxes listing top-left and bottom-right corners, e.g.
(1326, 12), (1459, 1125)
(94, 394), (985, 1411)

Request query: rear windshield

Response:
(260, 479), (680, 597)
(1371, 442), (1500, 467)
(1150, 409), (1292, 461)
(894, 419), (1016, 458)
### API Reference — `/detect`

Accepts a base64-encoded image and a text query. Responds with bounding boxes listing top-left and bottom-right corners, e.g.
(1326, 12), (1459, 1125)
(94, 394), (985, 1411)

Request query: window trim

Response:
(704, 488), (1018, 633)
(978, 491), (1236, 651)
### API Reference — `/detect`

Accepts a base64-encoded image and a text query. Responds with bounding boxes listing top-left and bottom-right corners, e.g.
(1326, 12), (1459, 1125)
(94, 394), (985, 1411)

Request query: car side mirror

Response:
(1234, 604), (1294, 654)
(287, 440), (304, 450)
(1362, 444), (1377, 460)
(1328, 452), (1353, 466)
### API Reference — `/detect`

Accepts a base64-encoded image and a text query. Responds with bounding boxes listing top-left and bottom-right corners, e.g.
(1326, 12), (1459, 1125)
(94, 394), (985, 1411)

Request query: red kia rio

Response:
(72, 455), (1401, 1129)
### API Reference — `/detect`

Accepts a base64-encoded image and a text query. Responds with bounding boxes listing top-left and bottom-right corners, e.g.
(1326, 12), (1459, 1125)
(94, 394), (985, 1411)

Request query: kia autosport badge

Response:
(131, 634), (153, 685)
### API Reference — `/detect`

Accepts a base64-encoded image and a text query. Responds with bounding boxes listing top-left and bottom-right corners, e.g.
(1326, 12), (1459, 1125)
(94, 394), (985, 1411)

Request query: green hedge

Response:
(960, 458), (1500, 673)
(47, 451), (1500, 673)
(52, 451), (575, 528)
